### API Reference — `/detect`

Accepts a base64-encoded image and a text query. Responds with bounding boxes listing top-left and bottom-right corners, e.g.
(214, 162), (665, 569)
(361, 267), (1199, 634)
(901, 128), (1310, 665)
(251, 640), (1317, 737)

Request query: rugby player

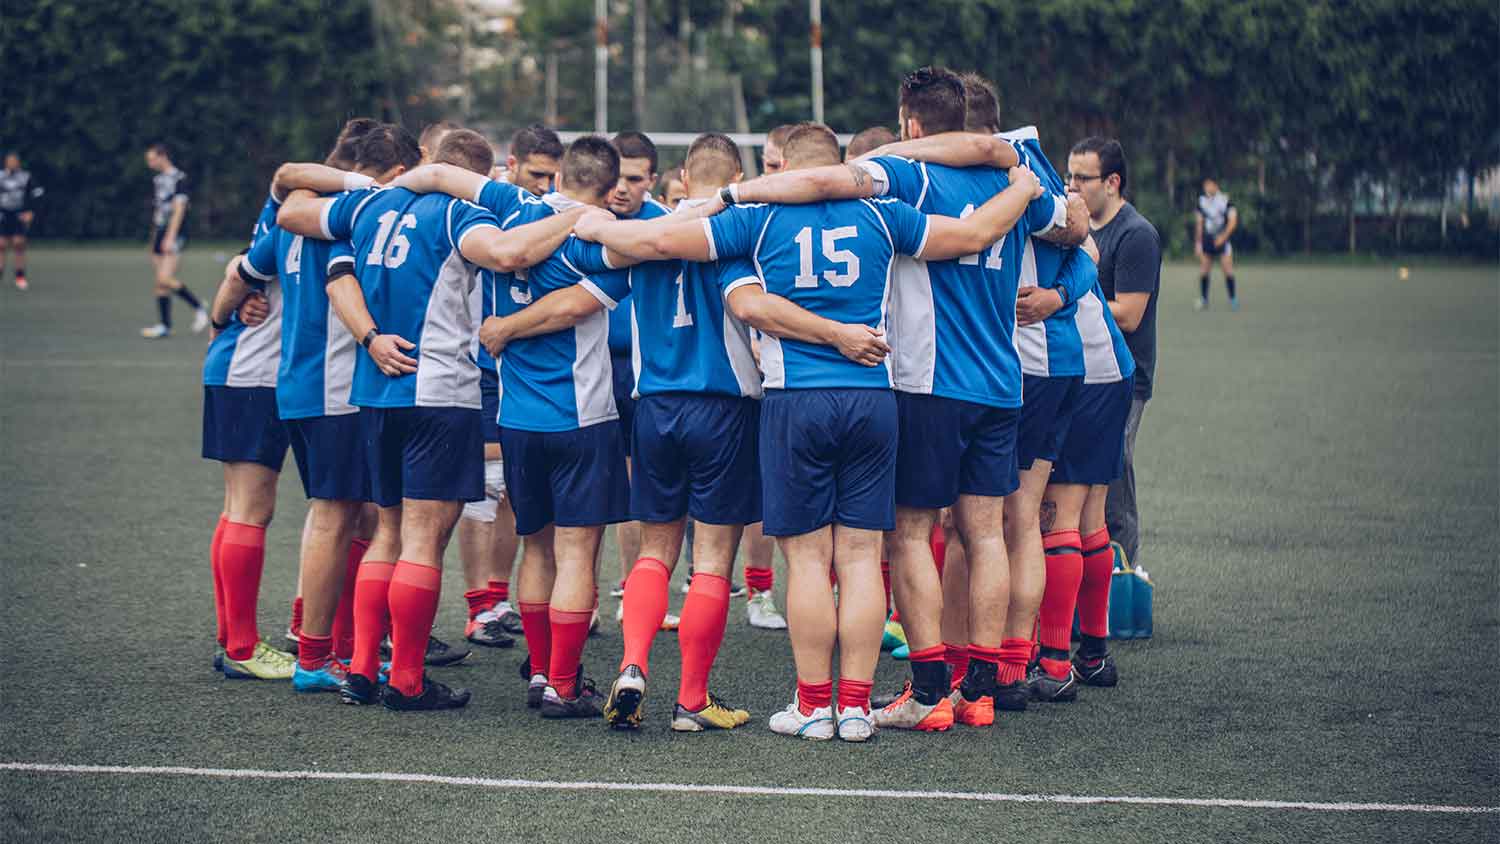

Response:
(142, 143), (210, 338)
(760, 124), (795, 175)
(845, 126), (896, 161)
(0, 152), (42, 290)
(573, 122), (1050, 741)
(659, 174), (687, 209)
(1195, 177), (1238, 310)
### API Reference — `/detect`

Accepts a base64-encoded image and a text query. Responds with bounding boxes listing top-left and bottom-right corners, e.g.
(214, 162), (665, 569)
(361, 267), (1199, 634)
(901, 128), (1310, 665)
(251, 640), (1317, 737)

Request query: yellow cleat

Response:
(671, 693), (751, 731)
(881, 618), (907, 651)
(222, 640), (296, 680)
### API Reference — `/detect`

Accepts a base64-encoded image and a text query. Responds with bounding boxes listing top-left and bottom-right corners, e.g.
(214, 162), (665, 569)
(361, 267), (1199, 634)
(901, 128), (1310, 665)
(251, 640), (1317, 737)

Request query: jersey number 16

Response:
(367, 210), (416, 270)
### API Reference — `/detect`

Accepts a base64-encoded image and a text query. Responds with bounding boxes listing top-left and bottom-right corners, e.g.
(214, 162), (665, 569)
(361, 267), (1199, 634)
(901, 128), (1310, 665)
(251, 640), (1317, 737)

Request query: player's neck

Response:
(558, 187), (602, 207)
(1091, 196), (1126, 229)
(686, 182), (725, 200)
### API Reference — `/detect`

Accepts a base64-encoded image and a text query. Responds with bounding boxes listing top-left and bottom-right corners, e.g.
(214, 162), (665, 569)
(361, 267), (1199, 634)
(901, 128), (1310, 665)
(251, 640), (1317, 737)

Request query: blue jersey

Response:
(609, 197), (671, 355)
(494, 196), (631, 432)
(860, 155), (1065, 407)
(704, 197), (929, 390)
(471, 180), (548, 375)
(321, 186), (500, 409)
(1060, 249), (1136, 384)
(627, 198), (761, 399)
(204, 194), (282, 388)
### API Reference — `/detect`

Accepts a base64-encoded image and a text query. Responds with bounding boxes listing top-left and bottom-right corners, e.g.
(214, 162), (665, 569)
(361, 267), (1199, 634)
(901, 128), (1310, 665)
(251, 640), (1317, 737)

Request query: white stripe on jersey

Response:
(322, 300), (358, 415)
(225, 281), (283, 388)
(1073, 289), (1125, 384)
(573, 309), (618, 427)
(413, 249), (482, 409)
(1014, 240), (1051, 377)
(723, 306), (763, 398)
(887, 255), (936, 392)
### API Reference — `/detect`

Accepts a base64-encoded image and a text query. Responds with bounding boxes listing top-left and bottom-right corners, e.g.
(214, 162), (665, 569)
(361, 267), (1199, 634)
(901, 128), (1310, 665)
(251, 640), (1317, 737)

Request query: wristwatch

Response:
(719, 185), (737, 207)
(361, 328), (379, 349)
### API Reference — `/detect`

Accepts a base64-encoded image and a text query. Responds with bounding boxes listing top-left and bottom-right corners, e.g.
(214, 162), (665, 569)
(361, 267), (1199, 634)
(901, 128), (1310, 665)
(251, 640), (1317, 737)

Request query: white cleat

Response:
(746, 591), (788, 630)
(192, 307), (211, 333)
(140, 323), (170, 339)
(768, 700), (836, 741)
(836, 706), (876, 742)
(660, 613), (680, 632)
(615, 602), (625, 624)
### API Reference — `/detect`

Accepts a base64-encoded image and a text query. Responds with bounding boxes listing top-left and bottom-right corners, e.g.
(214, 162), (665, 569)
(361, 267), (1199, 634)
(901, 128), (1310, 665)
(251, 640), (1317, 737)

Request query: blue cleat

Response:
(892, 643), (910, 660)
(293, 656), (351, 694)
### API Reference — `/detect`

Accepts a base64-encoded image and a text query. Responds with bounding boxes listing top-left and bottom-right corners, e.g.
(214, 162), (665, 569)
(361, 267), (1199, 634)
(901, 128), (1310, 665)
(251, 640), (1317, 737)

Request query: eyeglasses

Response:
(1065, 172), (1105, 184)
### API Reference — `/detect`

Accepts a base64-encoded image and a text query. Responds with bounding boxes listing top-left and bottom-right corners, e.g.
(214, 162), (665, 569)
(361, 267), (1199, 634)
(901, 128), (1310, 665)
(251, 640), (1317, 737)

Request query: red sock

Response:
(744, 566), (774, 594)
(464, 588), (498, 620)
(487, 578), (508, 604)
(837, 678), (873, 712)
(331, 538), (368, 661)
(297, 633), (333, 672)
(619, 557), (670, 674)
(1039, 530), (1084, 678)
(891, 608), (902, 624)
(518, 601), (551, 677)
(387, 562), (442, 697)
(548, 606), (593, 698)
(943, 642), (970, 687)
(221, 521), (268, 661)
(1078, 528), (1113, 639)
(880, 559), (892, 614)
(997, 638), (1030, 685)
(677, 572), (730, 711)
(829, 565), (838, 587)
(210, 515), (228, 647)
(929, 522), (946, 577)
(350, 561), (395, 681)
(289, 596), (304, 641)
(796, 679), (833, 715)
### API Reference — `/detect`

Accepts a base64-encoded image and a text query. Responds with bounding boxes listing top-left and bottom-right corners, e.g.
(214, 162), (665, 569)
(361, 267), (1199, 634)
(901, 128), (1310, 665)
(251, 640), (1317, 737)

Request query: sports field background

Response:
(1, 247), (1496, 842)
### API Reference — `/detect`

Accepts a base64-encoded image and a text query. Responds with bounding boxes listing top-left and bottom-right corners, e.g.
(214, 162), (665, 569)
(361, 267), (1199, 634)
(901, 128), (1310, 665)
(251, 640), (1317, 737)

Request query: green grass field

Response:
(1, 247), (1496, 842)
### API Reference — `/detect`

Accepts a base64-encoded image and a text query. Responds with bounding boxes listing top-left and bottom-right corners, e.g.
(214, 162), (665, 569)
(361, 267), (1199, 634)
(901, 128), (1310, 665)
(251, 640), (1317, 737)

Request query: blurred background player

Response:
(658, 174), (687, 209)
(760, 124), (796, 175)
(141, 143), (209, 338)
(0, 152), (42, 290)
(844, 126), (896, 161)
(1195, 177), (1238, 310)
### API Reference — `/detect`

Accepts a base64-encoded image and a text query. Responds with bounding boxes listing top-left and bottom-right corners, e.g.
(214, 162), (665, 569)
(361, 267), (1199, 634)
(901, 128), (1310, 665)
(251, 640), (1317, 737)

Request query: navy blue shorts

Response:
(286, 414), (369, 502)
(501, 420), (630, 536)
(631, 393), (761, 525)
(760, 388), (896, 536)
(1051, 379), (1132, 485)
(895, 392), (1020, 508)
(202, 386), (288, 471)
(1017, 375), (1083, 471)
(479, 367), (501, 444)
(360, 406), (483, 507)
(612, 352), (636, 458)
(152, 227), (186, 256)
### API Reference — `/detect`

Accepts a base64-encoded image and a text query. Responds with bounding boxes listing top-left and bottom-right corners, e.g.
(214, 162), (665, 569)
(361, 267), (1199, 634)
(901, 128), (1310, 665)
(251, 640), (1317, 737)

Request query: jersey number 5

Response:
(794, 226), (861, 288)
(367, 210), (416, 270)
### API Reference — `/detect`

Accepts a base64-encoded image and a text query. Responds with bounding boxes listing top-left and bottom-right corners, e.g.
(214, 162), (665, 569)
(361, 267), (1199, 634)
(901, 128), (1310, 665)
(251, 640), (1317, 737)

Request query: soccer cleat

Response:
(891, 643), (910, 660)
(1229, 296), (1240, 312)
(221, 641), (296, 680)
(871, 681), (954, 732)
(993, 680), (1029, 712)
(541, 678), (604, 719)
(671, 694), (751, 732)
(1072, 652), (1119, 687)
(836, 706), (876, 742)
(340, 672), (381, 706)
(768, 701), (836, 741)
(492, 600), (523, 634)
(526, 673), (548, 708)
(192, 307), (211, 333)
(293, 655), (352, 694)
(1194, 297), (1208, 312)
(140, 323), (170, 339)
(14, 275), (28, 291)
(953, 691), (995, 727)
(464, 614), (515, 649)
(212, 647), (224, 672)
(728, 582), (747, 599)
(381, 675), (471, 711)
(283, 626), (300, 655)
(604, 664), (647, 729)
(660, 613), (680, 632)
(881, 618), (907, 652)
(746, 591), (788, 630)
(1027, 664), (1079, 703)
(385, 634), (471, 666)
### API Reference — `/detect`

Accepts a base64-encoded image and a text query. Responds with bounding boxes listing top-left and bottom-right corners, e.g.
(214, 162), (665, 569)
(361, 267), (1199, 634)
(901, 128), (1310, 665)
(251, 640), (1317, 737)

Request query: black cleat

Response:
(870, 685), (906, 710)
(382, 635), (471, 666)
(540, 668), (603, 719)
(340, 672), (381, 706)
(381, 675), (472, 711)
(527, 673), (548, 709)
(466, 618), (515, 649)
(1027, 664), (1078, 703)
(1072, 652), (1119, 687)
(604, 665), (646, 729)
(993, 680), (1029, 712)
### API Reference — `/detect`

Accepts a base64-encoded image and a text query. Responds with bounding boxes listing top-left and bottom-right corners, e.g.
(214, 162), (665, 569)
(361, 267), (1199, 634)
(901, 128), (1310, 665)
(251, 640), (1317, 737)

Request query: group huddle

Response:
(201, 66), (1142, 742)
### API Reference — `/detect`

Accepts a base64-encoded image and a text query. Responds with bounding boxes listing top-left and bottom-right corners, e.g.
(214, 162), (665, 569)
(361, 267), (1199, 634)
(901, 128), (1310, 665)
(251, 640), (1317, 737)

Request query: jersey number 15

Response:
(793, 226), (861, 288)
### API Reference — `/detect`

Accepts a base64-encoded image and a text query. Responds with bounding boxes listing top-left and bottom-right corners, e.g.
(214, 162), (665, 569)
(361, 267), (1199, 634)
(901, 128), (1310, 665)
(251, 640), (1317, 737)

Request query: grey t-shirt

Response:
(1093, 202), (1161, 401)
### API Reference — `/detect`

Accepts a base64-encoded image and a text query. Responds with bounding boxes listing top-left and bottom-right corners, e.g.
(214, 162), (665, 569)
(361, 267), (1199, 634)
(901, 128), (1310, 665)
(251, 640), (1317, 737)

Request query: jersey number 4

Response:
(793, 226), (861, 288)
(367, 210), (416, 270)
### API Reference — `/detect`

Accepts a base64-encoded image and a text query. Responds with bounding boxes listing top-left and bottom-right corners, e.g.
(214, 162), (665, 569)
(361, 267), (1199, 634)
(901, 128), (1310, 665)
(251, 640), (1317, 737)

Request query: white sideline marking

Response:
(1, 359), (196, 369)
(1, 762), (1496, 815)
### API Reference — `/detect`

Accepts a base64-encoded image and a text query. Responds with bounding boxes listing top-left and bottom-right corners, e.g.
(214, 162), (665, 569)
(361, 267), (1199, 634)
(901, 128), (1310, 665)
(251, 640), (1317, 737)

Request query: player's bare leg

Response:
(290, 498), (362, 691)
(950, 493), (1010, 715)
(871, 506), (954, 731)
(11, 235), (26, 289)
(764, 526), (838, 739)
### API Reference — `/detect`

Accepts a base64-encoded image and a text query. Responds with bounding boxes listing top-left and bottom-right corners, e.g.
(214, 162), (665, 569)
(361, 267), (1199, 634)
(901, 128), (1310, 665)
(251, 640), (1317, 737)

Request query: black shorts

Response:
(0, 212), (28, 237)
(152, 227), (186, 256)
(1201, 233), (1230, 257)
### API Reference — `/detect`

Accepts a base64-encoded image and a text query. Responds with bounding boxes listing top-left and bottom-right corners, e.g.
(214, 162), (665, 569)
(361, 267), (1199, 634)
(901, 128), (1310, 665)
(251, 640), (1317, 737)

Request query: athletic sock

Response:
(619, 557), (670, 674)
(1039, 529), (1084, 679)
(796, 679), (833, 715)
(487, 578), (509, 604)
(677, 572), (730, 711)
(518, 601), (551, 677)
(1226, 274), (1237, 299)
(997, 638), (1031, 686)
(157, 295), (171, 328)
(297, 633), (332, 672)
(174, 285), (202, 309)
(331, 537), (368, 660)
(387, 562), (442, 697)
(880, 559), (892, 614)
(1199, 274), (1210, 299)
(220, 521), (268, 661)
(1077, 528), (1113, 657)
(547, 606), (593, 699)
(211, 514), (229, 647)
(929, 522), (946, 577)
(943, 642), (970, 689)
(464, 588), (497, 621)
(967, 644), (1001, 696)
(289, 596), (304, 641)
(828, 566), (838, 588)
(837, 678), (873, 712)
(744, 566), (773, 595)
(350, 561), (395, 681)
(907, 644), (947, 705)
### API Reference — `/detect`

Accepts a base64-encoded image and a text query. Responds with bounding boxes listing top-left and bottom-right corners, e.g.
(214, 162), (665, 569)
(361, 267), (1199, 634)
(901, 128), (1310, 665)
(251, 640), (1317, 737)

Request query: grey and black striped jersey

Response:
(1197, 192), (1233, 235)
(152, 167), (190, 227)
(0, 169), (41, 213)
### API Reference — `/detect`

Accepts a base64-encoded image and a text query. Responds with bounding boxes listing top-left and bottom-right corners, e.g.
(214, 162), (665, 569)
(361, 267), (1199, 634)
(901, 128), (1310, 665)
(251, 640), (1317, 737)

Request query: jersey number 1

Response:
(368, 210), (416, 269)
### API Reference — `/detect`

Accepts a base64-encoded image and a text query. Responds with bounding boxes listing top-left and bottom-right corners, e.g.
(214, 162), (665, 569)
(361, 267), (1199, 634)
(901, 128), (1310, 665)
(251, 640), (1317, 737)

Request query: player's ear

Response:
(507, 155), (518, 171)
(731, 171), (744, 185)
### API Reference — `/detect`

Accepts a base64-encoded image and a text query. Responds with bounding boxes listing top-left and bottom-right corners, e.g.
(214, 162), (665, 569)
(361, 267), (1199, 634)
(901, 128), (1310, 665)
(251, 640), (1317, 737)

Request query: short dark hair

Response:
(356, 123), (422, 173)
(419, 120), (461, 153)
(326, 117), (379, 168)
(562, 135), (621, 198)
(766, 124), (797, 150)
(959, 72), (1001, 134)
(434, 128), (494, 175)
(612, 131), (658, 173)
(782, 123), (841, 168)
(1070, 136), (1128, 193)
(899, 66), (967, 135)
(147, 142), (172, 159)
(511, 124), (563, 161)
(684, 132), (741, 187)
(845, 126), (897, 160)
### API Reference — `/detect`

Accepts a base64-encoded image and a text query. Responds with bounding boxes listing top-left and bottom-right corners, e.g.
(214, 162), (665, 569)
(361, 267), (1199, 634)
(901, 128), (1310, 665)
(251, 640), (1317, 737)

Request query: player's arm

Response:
(458, 206), (597, 273)
(726, 163), (876, 208)
(1194, 211), (1205, 256)
(860, 132), (1019, 169)
(1035, 192), (1088, 246)
(1017, 237), (1099, 325)
(572, 214), (715, 263)
(918, 166), (1041, 260)
(724, 283), (888, 367)
(271, 163), (372, 203)
(386, 162), (486, 198)
(324, 259), (417, 376)
(207, 255), (255, 332)
(478, 285), (605, 356)
(277, 189), (338, 238)
(1218, 206), (1238, 244)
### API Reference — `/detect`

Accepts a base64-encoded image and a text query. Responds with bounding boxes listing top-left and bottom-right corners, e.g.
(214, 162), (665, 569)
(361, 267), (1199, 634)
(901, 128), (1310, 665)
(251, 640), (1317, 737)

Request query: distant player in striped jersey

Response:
(0, 152), (42, 290)
(141, 143), (210, 338)
(1195, 177), (1238, 310)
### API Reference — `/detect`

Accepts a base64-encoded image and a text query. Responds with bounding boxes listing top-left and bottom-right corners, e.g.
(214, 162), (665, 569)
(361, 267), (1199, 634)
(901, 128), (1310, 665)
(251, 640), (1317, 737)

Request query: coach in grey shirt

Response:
(1066, 137), (1161, 568)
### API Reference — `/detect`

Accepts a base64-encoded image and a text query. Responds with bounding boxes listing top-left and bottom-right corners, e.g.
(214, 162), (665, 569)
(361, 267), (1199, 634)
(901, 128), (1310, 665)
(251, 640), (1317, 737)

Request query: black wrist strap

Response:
(211, 315), (231, 330)
(361, 328), (378, 349)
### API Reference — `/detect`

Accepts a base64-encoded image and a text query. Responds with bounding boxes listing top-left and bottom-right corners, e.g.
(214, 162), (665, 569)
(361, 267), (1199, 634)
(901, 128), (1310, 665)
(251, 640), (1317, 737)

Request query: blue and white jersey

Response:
(703, 197), (929, 391)
(610, 197), (671, 355)
(320, 186), (500, 409)
(1064, 249), (1136, 385)
(494, 194), (632, 432)
(857, 154), (1066, 407)
(204, 195), (282, 388)
(470, 179), (549, 376)
(628, 198), (761, 399)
